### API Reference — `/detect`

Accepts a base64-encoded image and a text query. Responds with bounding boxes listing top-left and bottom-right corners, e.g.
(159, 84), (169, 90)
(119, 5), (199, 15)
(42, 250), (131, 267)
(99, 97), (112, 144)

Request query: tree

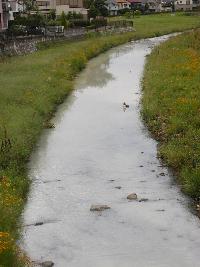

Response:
(60, 11), (68, 28)
(87, 0), (108, 18)
(48, 9), (56, 20)
(94, 0), (108, 17)
(88, 3), (99, 18)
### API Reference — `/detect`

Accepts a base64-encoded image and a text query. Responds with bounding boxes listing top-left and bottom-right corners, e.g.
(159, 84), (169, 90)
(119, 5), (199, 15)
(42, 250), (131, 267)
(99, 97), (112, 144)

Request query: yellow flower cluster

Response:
(0, 176), (22, 207)
(0, 232), (12, 253)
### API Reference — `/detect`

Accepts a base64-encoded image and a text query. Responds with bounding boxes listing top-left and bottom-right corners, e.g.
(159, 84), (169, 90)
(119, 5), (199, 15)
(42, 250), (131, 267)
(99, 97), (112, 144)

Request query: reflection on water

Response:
(76, 53), (114, 90)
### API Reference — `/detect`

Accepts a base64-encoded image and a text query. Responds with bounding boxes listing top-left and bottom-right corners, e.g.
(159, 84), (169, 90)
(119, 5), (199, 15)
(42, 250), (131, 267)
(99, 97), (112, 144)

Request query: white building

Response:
(175, 0), (193, 10)
(36, 0), (88, 18)
(105, 0), (119, 15)
(116, 0), (131, 10)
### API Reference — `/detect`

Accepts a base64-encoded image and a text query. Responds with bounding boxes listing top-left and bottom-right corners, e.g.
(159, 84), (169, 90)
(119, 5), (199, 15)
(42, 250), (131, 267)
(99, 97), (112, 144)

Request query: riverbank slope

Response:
(142, 29), (200, 205)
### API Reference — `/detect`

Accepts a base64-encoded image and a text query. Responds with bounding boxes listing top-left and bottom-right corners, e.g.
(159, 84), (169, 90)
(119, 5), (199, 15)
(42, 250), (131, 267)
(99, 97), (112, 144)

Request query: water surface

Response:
(22, 35), (200, 267)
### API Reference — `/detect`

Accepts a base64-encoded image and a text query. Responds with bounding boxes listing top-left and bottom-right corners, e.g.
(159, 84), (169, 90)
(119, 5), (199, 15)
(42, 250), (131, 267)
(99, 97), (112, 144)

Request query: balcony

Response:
(2, 1), (10, 12)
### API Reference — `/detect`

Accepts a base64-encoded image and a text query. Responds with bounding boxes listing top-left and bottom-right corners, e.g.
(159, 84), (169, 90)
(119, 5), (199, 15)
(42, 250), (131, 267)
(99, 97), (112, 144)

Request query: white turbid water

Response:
(22, 35), (200, 267)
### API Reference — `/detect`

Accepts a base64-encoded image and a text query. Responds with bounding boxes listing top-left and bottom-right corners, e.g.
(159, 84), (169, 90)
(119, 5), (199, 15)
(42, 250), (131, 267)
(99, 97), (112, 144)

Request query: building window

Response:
(37, 1), (50, 6)
(56, 0), (70, 5)
(69, 0), (79, 7)
(186, 0), (190, 4)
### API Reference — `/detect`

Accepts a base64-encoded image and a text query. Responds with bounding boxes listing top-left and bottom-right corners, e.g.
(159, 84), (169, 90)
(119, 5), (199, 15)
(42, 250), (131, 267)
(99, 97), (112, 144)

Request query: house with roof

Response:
(127, 0), (142, 10)
(0, 0), (20, 32)
(0, 0), (9, 31)
(193, 0), (200, 9)
(105, 0), (119, 15)
(116, 0), (131, 10)
(36, 0), (88, 18)
(142, 0), (161, 12)
(174, 0), (193, 10)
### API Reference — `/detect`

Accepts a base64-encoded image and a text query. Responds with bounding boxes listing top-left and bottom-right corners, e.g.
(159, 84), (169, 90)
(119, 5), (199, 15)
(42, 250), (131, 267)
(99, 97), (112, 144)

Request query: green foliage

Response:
(10, 13), (46, 28)
(47, 19), (61, 26)
(87, 0), (108, 18)
(92, 18), (107, 27)
(134, 10), (141, 16)
(123, 11), (133, 19)
(88, 3), (99, 18)
(48, 9), (57, 20)
(60, 11), (68, 28)
(8, 13), (46, 35)
(118, 8), (131, 15)
(66, 11), (84, 19)
(70, 19), (90, 27)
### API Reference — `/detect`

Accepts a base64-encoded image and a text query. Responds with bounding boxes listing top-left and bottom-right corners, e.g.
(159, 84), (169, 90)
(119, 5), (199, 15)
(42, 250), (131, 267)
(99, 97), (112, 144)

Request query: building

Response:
(193, 0), (200, 9)
(116, 0), (131, 10)
(0, 0), (20, 32)
(0, 0), (9, 31)
(36, 0), (88, 17)
(105, 0), (119, 15)
(147, 0), (162, 12)
(128, 0), (142, 10)
(174, 0), (193, 10)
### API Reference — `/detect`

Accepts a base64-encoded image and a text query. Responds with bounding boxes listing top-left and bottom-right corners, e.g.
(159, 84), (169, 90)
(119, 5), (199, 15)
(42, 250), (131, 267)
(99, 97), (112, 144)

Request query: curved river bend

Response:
(22, 35), (200, 267)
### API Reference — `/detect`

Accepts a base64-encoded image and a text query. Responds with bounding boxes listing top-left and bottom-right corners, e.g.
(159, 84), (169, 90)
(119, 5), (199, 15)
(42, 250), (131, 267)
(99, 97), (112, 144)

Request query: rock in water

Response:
(41, 261), (54, 267)
(139, 198), (149, 202)
(159, 172), (165, 176)
(127, 193), (137, 200)
(90, 205), (111, 212)
(115, 186), (122, 189)
(34, 222), (44, 226)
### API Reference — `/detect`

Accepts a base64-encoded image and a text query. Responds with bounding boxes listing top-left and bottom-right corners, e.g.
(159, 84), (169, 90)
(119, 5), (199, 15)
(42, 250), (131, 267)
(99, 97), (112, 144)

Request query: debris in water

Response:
(34, 222), (44, 226)
(115, 186), (122, 189)
(90, 205), (111, 212)
(139, 198), (149, 202)
(159, 172), (166, 176)
(40, 261), (54, 267)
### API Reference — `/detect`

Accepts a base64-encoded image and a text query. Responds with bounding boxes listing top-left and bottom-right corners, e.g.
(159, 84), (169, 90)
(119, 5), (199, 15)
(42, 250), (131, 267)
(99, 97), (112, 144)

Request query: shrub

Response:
(70, 19), (90, 27)
(124, 11), (133, 19)
(92, 18), (107, 28)
(134, 10), (141, 16)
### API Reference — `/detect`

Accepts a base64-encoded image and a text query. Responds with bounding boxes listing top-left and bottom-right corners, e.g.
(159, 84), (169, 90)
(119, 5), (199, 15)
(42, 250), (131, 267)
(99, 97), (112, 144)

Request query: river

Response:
(21, 35), (200, 267)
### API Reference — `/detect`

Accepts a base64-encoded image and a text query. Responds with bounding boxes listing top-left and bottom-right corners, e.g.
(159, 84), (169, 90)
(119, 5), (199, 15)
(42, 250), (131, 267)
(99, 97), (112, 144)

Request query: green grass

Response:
(0, 13), (200, 266)
(142, 29), (200, 199)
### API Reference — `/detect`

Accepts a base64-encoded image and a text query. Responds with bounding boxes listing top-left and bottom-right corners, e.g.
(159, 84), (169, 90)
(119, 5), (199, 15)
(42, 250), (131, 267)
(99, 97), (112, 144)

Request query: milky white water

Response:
(22, 35), (200, 267)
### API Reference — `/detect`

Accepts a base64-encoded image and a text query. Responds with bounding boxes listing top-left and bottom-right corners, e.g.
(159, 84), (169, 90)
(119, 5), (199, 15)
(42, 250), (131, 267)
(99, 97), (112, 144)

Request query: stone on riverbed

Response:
(139, 198), (149, 202)
(41, 261), (54, 267)
(127, 193), (137, 200)
(90, 205), (111, 212)
(115, 186), (122, 189)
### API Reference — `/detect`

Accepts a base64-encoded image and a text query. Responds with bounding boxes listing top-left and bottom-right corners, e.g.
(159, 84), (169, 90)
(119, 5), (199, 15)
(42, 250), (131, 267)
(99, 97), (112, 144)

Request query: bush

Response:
(7, 25), (27, 36)
(47, 19), (61, 26)
(118, 8), (131, 15)
(66, 11), (84, 20)
(92, 18), (107, 28)
(70, 19), (90, 27)
(124, 11), (133, 19)
(134, 10), (141, 16)
(8, 13), (46, 36)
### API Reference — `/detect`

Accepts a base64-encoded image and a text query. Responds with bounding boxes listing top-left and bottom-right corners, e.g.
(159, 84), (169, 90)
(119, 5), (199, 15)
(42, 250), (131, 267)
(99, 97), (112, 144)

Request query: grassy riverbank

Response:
(0, 13), (200, 266)
(142, 30), (200, 200)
